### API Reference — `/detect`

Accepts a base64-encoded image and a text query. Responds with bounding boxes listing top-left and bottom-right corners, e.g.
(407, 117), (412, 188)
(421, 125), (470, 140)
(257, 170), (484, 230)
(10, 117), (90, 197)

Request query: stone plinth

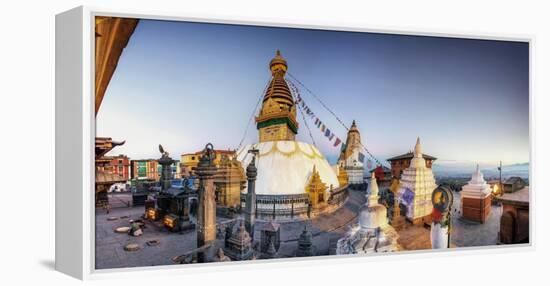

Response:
(461, 165), (492, 223)
(462, 196), (492, 223)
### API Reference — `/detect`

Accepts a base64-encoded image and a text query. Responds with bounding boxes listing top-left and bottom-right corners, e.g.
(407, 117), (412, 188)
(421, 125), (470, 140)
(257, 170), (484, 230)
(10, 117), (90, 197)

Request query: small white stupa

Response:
(398, 137), (437, 225)
(460, 165), (492, 223)
(359, 172), (388, 229)
(336, 172), (399, 254)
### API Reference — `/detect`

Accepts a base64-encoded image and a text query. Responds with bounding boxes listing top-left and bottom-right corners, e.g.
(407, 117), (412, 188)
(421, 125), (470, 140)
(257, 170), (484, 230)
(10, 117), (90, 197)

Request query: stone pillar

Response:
(195, 143), (218, 261)
(157, 145), (175, 191)
(244, 151), (258, 241)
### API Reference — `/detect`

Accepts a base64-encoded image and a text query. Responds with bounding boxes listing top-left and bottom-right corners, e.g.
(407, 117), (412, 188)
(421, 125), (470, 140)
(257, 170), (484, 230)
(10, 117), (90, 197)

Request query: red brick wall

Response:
(501, 204), (529, 243)
(109, 156), (130, 180)
(462, 196), (491, 223)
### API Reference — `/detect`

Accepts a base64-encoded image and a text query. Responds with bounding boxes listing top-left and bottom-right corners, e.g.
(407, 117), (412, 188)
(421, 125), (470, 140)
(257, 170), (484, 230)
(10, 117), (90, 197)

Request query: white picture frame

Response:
(55, 6), (533, 280)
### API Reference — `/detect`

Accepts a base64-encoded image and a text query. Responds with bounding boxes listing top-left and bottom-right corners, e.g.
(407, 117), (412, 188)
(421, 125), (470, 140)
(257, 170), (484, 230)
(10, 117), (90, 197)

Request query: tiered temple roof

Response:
(387, 152), (437, 162)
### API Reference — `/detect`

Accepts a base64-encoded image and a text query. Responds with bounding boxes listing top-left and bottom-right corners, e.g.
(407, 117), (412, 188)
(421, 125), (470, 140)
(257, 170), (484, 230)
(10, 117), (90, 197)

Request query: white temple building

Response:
(460, 165), (492, 223)
(397, 138), (437, 225)
(336, 172), (400, 254)
(337, 120), (365, 187)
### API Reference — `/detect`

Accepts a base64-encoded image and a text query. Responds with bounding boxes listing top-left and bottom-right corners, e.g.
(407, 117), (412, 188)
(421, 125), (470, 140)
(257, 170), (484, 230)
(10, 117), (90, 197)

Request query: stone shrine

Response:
(260, 221), (281, 254)
(336, 172), (400, 254)
(213, 154), (246, 208)
(224, 221), (254, 261)
(461, 165), (492, 223)
(397, 138), (437, 225)
(305, 165), (329, 210)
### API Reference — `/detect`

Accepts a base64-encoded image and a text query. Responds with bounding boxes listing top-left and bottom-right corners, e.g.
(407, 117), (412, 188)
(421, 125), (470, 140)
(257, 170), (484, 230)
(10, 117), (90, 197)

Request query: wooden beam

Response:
(95, 17), (138, 115)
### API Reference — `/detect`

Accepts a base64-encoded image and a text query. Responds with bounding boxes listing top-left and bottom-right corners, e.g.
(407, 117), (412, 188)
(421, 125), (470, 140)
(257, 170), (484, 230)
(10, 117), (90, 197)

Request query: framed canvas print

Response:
(55, 6), (532, 280)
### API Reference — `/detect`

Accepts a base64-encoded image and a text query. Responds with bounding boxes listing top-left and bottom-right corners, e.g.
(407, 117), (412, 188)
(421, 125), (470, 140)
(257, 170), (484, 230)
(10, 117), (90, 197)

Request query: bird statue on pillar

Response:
(157, 144), (175, 191)
(194, 143), (218, 262)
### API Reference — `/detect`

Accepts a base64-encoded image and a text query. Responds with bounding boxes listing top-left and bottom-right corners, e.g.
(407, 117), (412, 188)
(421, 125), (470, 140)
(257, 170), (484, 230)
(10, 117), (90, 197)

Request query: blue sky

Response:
(96, 19), (529, 167)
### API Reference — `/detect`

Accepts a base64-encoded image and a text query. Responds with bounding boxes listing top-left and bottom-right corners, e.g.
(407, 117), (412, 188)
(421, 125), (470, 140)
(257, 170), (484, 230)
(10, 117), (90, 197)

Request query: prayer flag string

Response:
(286, 77), (386, 168)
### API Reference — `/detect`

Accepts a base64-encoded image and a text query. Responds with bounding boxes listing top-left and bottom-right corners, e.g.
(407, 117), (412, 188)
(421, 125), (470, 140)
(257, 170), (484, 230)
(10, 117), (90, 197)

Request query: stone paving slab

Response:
(95, 189), (506, 269)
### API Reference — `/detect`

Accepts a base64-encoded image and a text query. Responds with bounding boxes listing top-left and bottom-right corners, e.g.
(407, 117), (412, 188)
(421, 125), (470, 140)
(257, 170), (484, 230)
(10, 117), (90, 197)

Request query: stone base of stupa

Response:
(461, 195), (491, 223)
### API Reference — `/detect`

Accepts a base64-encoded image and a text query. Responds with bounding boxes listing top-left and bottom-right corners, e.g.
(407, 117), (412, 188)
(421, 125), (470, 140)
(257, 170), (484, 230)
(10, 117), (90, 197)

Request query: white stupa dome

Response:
(236, 140), (340, 195)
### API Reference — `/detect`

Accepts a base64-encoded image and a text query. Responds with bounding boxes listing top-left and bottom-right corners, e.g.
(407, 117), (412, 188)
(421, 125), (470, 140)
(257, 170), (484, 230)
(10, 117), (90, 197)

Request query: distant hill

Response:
(432, 162), (529, 179)
(482, 162), (529, 179)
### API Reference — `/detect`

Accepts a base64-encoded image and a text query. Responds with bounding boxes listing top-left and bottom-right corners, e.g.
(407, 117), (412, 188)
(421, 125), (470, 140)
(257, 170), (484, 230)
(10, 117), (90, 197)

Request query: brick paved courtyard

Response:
(95, 189), (505, 269)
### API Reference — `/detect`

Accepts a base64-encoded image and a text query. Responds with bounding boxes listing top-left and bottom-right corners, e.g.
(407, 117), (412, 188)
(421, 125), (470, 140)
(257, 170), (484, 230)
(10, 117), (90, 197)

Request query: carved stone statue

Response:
(159, 144), (169, 158)
(157, 144), (175, 191)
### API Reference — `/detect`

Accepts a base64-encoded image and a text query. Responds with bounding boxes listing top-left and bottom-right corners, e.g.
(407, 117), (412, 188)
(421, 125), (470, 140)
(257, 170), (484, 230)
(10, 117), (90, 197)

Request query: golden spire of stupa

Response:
(256, 50), (298, 142)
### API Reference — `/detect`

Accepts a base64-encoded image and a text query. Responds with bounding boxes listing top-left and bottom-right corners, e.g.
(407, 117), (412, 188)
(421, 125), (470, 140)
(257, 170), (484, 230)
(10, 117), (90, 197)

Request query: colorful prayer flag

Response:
(325, 128), (331, 137)
(402, 188), (414, 205)
(358, 152), (365, 163)
(334, 138), (341, 147)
